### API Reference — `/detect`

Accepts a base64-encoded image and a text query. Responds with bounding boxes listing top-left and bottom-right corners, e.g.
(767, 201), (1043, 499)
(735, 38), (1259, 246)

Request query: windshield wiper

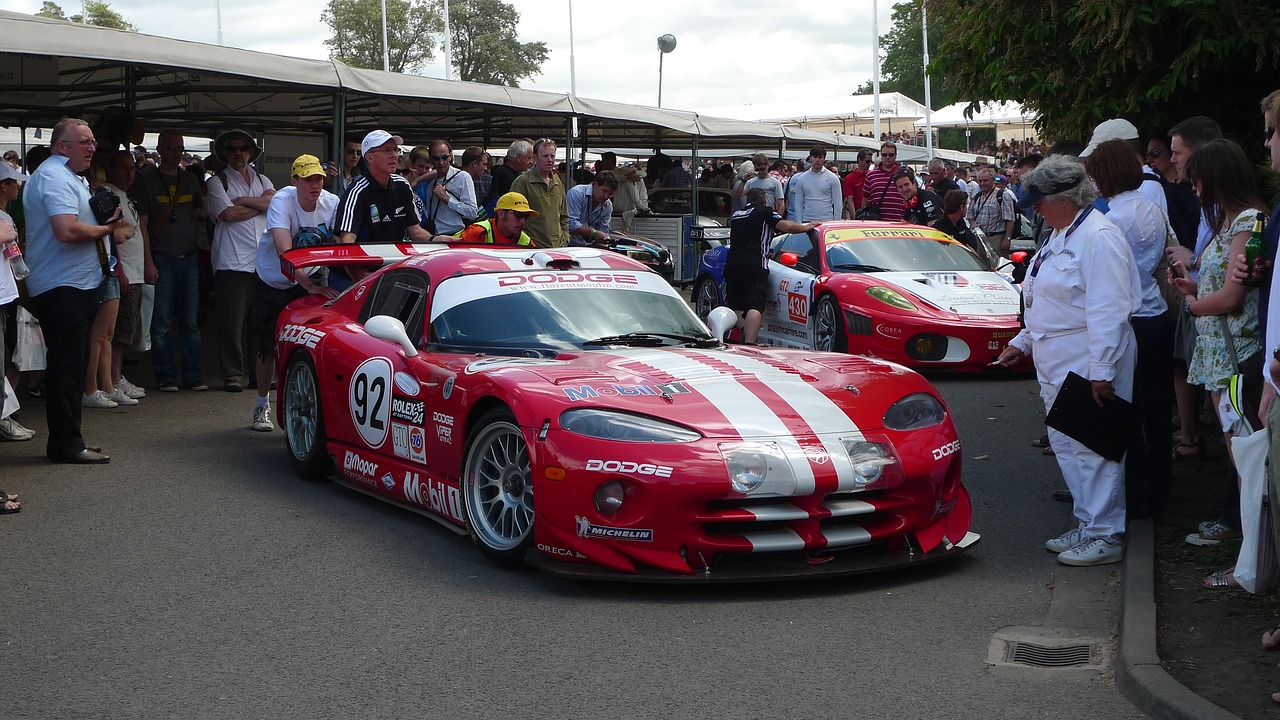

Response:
(830, 262), (892, 273)
(582, 332), (716, 348)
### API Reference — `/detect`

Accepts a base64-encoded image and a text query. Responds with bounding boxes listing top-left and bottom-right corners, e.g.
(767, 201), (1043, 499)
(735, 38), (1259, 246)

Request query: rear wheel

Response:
(284, 354), (330, 480)
(813, 295), (848, 353)
(693, 275), (722, 322)
(461, 409), (534, 567)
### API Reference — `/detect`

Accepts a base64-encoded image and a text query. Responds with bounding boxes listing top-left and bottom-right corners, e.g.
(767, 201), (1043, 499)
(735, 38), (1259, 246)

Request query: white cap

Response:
(361, 130), (404, 156)
(1080, 118), (1139, 158)
(0, 164), (29, 183)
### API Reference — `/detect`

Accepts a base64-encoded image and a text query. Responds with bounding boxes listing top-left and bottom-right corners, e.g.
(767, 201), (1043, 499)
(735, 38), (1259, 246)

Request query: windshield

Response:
(825, 236), (988, 273)
(428, 273), (711, 351)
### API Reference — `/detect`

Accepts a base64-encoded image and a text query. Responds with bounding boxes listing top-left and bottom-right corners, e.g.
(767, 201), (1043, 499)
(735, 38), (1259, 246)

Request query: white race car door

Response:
(759, 232), (820, 349)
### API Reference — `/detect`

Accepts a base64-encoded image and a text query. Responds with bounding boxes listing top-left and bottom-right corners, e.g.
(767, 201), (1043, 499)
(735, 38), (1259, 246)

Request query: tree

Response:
(36, 0), (137, 31)
(851, 1), (945, 103)
(322, 0), (443, 74)
(927, 0), (1280, 150)
(446, 0), (548, 87)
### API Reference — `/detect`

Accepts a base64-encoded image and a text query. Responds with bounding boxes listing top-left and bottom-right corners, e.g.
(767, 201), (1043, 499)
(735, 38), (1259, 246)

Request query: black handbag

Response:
(855, 173), (893, 221)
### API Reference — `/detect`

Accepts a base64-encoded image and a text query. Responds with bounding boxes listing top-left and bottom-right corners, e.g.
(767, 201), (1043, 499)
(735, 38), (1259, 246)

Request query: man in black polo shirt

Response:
(894, 168), (943, 227)
(725, 188), (816, 344)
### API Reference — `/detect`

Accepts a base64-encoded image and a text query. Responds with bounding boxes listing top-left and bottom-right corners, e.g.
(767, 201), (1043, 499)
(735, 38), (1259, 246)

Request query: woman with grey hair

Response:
(994, 154), (1143, 566)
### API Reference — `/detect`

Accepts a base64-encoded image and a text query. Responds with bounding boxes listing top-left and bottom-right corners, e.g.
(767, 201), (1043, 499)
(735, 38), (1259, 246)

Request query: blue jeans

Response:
(151, 254), (203, 385)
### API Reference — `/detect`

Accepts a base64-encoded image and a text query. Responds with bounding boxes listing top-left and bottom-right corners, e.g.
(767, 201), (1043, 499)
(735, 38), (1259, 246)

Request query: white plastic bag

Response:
(1233, 428), (1277, 593)
(133, 282), (154, 352)
(13, 306), (46, 372)
(2, 376), (17, 420)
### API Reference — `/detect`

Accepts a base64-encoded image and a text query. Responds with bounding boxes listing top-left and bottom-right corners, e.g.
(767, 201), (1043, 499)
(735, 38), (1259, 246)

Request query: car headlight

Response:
(719, 441), (796, 495)
(866, 286), (917, 311)
(883, 392), (947, 430)
(841, 439), (893, 485)
(561, 409), (701, 442)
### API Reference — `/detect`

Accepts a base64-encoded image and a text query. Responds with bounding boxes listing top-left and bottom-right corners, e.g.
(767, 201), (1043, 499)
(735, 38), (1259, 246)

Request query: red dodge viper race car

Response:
(271, 242), (978, 581)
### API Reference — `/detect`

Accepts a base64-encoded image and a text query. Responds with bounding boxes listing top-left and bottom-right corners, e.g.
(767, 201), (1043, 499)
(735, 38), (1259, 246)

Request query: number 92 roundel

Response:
(350, 357), (392, 448)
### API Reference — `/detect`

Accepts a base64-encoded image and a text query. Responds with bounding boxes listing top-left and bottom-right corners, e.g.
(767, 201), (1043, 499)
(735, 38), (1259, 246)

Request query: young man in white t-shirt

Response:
(249, 155), (340, 432)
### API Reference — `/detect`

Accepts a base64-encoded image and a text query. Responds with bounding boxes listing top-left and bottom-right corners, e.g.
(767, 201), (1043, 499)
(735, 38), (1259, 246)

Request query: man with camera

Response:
(23, 118), (125, 464)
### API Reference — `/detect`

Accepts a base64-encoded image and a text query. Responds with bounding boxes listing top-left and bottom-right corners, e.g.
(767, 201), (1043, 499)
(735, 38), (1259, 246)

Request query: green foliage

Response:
(852, 1), (945, 103)
(322, 0), (443, 74)
(927, 0), (1280, 152)
(37, 0), (137, 31)
(447, 0), (548, 87)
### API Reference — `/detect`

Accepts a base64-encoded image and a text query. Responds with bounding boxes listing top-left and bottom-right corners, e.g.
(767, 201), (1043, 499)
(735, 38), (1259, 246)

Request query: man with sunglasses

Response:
(23, 118), (125, 463)
(134, 128), (206, 394)
(332, 135), (362, 197)
(860, 142), (905, 222)
(416, 139), (476, 236)
(206, 130), (275, 393)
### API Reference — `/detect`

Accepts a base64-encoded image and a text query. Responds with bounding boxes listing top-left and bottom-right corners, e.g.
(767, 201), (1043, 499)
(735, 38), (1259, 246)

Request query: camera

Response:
(89, 186), (120, 224)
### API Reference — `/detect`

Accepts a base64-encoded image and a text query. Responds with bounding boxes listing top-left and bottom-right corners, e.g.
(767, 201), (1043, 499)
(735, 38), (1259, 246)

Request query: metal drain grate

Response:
(1005, 641), (1096, 668)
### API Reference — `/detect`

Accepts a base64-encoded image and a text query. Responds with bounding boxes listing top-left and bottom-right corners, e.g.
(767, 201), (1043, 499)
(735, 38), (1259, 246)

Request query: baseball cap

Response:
(494, 192), (540, 216)
(291, 154), (326, 179)
(1080, 119), (1139, 158)
(0, 164), (29, 183)
(362, 129), (404, 156)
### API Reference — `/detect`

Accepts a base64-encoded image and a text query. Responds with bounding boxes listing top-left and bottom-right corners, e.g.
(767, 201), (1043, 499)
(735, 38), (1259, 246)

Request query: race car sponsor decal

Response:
(464, 357), (568, 375)
(408, 426), (426, 462)
(562, 382), (691, 401)
(766, 323), (809, 340)
(278, 324), (326, 349)
(537, 543), (587, 559)
(575, 515), (654, 542)
(403, 471), (463, 521)
(380, 471), (395, 490)
(354, 285), (367, 300)
(390, 397), (425, 424)
(786, 292), (808, 323)
(342, 450), (379, 487)
(932, 440), (962, 460)
(350, 358), (393, 448)
(441, 375), (455, 399)
(875, 324), (903, 338)
(874, 271), (1020, 316)
(393, 372), (420, 396)
(433, 412), (454, 445)
(430, 271), (679, 320)
(991, 331), (1018, 339)
(803, 446), (830, 465)
(824, 227), (938, 242)
(391, 422), (427, 462)
(585, 459), (673, 477)
(391, 422), (412, 460)
(921, 271), (970, 287)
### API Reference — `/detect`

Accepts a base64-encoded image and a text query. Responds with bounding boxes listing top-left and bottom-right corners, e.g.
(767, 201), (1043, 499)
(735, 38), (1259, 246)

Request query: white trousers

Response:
(1036, 329), (1136, 543)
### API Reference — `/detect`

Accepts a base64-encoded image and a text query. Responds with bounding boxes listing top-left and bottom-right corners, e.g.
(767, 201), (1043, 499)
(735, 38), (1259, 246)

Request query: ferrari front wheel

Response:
(284, 354), (331, 480)
(813, 295), (848, 353)
(462, 409), (534, 567)
(693, 275), (722, 322)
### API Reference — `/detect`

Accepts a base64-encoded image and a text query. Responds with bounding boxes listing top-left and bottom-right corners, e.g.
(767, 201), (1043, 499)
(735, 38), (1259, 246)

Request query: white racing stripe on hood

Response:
(876, 271), (1020, 315)
(613, 349), (817, 496)
(702, 351), (864, 489)
(466, 247), (617, 269)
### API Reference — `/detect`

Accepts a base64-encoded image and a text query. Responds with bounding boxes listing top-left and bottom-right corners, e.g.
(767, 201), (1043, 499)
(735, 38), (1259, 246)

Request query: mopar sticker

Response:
(390, 397), (425, 424)
(563, 382), (690, 401)
(575, 515), (654, 542)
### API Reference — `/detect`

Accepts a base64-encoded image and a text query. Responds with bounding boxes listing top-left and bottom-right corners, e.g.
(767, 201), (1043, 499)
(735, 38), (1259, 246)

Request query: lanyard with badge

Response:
(1025, 205), (1091, 308)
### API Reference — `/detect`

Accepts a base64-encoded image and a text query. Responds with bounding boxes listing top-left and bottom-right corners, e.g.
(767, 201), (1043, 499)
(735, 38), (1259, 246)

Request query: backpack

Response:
(1156, 174), (1199, 250)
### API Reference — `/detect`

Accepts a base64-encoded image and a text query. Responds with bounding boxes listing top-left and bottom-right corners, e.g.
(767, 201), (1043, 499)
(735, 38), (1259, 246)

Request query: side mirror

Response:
(706, 306), (737, 342)
(365, 315), (418, 358)
(779, 252), (800, 267)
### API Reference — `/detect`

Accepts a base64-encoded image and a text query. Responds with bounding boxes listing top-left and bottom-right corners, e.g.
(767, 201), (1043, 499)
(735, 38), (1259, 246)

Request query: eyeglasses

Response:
(225, 145), (251, 153)
(164, 145), (185, 152)
(430, 154), (451, 161)
(61, 139), (97, 148)
(1145, 147), (1165, 159)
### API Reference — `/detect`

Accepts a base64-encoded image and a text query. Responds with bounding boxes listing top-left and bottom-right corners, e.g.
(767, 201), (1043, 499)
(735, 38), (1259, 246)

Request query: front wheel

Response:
(284, 354), (331, 480)
(693, 275), (722, 323)
(461, 409), (534, 567)
(813, 295), (848, 353)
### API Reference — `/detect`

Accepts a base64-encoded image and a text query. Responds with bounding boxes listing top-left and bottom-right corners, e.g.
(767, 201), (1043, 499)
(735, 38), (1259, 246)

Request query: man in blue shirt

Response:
(567, 170), (618, 246)
(23, 118), (124, 464)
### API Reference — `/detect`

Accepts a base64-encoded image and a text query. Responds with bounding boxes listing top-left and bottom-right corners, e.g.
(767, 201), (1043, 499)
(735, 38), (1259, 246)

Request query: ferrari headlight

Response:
(561, 409), (701, 443)
(866, 286), (917, 311)
(841, 439), (893, 485)
(719, 441), (795, 495)
(883, 392), (946, 430)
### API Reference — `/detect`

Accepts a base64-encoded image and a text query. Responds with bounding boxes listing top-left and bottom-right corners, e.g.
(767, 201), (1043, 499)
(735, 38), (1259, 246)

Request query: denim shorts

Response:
(98, 275), (121, 304)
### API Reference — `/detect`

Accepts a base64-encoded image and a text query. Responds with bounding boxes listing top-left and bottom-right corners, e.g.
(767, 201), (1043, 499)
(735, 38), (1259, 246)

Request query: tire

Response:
(284, 354), (331, 480)
(693, 275), (722, 322)
(461, 408), (534, 568)
(813, 295), (848, 354)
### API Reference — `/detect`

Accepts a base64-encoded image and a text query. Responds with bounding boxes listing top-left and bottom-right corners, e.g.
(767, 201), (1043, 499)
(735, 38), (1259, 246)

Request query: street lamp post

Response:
(657, 34), (676, 107)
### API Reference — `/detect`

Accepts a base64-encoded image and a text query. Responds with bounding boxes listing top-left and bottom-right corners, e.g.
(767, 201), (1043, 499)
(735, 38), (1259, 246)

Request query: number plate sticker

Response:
(350, 357), (393, 448)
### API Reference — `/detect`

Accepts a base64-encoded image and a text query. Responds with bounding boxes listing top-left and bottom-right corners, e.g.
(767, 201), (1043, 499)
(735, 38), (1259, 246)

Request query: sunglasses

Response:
(430, 154), (451, 161)
(881, 152), (896, 158)
(1145, 147), (1165, 159)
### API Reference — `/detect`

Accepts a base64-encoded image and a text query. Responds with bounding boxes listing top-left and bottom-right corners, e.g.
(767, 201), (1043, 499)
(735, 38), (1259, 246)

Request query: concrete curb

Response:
(1117, 517), (1241, 720)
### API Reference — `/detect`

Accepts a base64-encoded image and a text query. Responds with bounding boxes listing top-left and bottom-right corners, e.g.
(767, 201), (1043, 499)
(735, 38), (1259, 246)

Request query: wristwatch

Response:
(1273, 344), (1280, 362)
(1189, 253), (1199, 268)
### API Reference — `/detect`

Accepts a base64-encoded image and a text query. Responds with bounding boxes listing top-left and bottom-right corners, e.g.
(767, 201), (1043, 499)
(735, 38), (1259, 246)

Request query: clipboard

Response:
(1045, 371), (1138, 462)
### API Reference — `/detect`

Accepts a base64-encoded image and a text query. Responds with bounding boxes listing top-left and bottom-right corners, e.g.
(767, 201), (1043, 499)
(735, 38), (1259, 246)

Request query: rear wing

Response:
(280, 243), (448, 279)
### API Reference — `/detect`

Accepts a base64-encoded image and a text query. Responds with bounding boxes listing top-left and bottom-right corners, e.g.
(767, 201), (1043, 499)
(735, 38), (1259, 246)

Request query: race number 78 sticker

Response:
(350, 357), (393, 448)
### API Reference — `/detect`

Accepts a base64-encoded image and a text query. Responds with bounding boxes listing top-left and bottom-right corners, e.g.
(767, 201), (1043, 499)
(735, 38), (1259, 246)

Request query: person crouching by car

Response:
(454, 192), (537, 246)
(725, 188), (817, 345)
(894, 168), (944, 227)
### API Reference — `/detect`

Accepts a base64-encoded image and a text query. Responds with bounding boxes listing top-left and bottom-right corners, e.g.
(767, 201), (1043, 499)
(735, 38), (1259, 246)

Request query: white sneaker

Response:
(0, 416), (35, 441)
(106, 387), (140, 406)
(1044, 527), (1085, 553)
(1057, 537), (1124, 566)
(116, 377), (146, 399)
(82, 390), (119, 409)
(252, 403), (274, 432)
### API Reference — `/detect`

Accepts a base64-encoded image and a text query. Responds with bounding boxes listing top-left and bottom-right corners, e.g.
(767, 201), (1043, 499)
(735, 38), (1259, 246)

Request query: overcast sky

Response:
(7, 0), (902, 114)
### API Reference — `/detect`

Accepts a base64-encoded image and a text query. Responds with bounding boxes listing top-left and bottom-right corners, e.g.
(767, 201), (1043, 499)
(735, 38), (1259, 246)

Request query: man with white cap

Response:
(1080, 118), (1169, 216)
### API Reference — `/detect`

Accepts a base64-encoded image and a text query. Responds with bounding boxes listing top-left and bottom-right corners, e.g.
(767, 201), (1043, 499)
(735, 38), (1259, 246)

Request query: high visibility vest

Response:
(455, 219), (532, 246)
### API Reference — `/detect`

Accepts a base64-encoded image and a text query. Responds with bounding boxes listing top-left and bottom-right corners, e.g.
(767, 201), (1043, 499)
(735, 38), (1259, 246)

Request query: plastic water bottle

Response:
(2, 238), (29, 281)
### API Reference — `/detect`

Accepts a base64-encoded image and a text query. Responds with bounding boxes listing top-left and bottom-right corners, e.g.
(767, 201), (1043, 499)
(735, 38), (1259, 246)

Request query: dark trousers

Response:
(32, 286), (98, 458)
(1126, 311), (1174, 518)
(214, 269), (257, 383)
